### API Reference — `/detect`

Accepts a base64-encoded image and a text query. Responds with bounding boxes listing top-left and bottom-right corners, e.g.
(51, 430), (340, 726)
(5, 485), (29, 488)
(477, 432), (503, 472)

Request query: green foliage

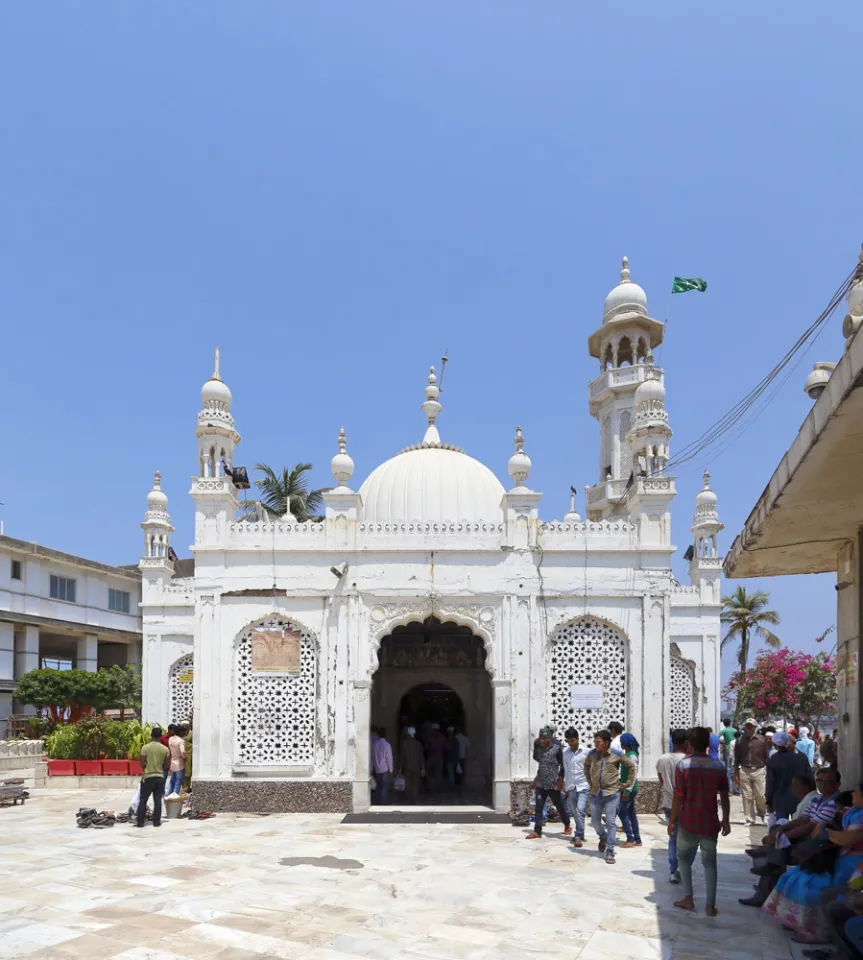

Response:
(239, 463), (328, 522)
(45, 718), (162, 760)
(14, 666), (142, 721)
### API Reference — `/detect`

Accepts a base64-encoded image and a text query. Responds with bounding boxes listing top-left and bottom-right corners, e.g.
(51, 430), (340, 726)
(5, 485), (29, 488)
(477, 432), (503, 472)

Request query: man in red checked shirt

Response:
(667, 726), (731, 918)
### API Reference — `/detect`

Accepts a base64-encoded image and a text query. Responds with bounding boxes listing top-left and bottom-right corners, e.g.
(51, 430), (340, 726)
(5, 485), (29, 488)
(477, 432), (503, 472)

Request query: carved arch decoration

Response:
(548, 615), (628, 744)
(232, 613), (319, 767)
(168, 653), (194, 725)
(367, 599), (497, 679)
(669, 642), (698, 729)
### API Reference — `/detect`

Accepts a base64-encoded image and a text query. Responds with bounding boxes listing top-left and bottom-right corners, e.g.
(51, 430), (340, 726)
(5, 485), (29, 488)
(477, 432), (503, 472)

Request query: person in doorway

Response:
(137, 725), (169, 827)
(424, 723), (446, 790)
(400, 727), (425, 804)
(167, 725), (187, 795)
(525, 726), (572, 840)
(455, 728), (471, 786)
(669, 726), (731, 917)
(444, 727), (460, 788)
(735, 718), (769, 826)
(618, 732), (642, 848)
(583, 729), (636, 865)
(372, 727), (394, 804)
(657, 728), (689, 883)
(797, 726), (817, 767)
(563, 728), (589, 847)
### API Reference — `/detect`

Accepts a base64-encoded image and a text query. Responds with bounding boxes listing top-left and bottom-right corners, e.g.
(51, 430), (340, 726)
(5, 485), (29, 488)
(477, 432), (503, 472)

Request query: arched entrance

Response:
(371, 617), (492, 806)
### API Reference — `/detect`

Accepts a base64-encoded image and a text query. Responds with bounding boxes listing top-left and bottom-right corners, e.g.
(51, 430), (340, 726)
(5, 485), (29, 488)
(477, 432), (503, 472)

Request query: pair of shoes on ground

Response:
(76, 808), (116, 829)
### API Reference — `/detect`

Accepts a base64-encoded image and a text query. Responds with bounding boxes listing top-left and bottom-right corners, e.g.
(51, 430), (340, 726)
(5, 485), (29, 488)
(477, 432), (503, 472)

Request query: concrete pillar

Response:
(0, 623), (14, 683)
(14, 626), (39, 678)
(14, 626), (40, 715)
(125, 640), (142, 668)
(77, 634), (98, 672)
(492, 678), (513, 812)
(837, 539), (861, 786)
(352, 680), (371, 813)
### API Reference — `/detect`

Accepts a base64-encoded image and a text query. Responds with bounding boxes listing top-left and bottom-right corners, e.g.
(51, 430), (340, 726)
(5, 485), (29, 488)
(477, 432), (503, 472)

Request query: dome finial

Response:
(702, 469), (711, 489)
(564, 486), (582, 523)
(507, 425), (532, 487)
(620, 256), (630, 283)
(153, 470), (162, 489)
(331, 425), (354, 487)
(422, 364), (442, 444)
(213, 347), (221, 381)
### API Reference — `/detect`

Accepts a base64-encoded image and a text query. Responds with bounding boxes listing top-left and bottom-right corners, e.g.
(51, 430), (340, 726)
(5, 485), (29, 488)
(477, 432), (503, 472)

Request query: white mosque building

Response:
(140, 259), (723, 813)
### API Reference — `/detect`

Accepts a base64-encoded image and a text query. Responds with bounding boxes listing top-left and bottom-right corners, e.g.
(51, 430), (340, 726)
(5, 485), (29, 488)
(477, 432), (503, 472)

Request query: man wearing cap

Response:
(525, 726), (572, 840)
(795, 726), (816, 767)
(734, 719), (769, 826)
(765, 731), (811, 821)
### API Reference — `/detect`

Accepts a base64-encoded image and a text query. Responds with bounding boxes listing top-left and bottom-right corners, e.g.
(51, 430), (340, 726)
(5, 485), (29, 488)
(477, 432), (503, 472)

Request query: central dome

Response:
(359, 445), (505, 526)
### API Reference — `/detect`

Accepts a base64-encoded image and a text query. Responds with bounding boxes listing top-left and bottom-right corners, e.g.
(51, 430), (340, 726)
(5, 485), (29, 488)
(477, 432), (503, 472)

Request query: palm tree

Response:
(240, 463), (328, 522)
(721, 586), (781, 720)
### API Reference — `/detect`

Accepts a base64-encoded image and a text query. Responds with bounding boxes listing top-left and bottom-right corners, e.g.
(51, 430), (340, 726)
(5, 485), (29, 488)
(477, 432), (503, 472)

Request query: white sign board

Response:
(570, 684), (604, 710)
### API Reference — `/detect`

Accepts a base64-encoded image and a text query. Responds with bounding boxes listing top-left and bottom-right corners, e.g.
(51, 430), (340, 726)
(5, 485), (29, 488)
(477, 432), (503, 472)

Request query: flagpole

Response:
(657, 290), (674, 369)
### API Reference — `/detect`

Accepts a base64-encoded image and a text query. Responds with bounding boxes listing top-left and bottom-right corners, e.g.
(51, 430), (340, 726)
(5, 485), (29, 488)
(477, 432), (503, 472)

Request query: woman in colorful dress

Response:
(617, 733), (642, 848)
(763, 780), (863, 943)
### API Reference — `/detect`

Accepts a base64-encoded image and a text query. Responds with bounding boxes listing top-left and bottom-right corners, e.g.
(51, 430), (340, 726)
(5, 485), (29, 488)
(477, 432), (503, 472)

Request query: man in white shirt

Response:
(608, 721), (624, 756)
(656, 728), (689, 884)
(563, 727), (590, 847)
(372, 727), (394, 804)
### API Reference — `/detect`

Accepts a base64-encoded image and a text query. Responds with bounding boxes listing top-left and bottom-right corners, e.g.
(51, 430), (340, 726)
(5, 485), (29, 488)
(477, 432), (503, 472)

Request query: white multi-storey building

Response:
(140, 260), (723, 813)
(0, 536), (142, 719)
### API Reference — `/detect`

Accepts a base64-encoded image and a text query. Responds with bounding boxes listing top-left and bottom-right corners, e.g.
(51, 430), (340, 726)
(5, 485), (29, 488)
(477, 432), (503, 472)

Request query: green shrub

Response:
(45, 718), (164, 760)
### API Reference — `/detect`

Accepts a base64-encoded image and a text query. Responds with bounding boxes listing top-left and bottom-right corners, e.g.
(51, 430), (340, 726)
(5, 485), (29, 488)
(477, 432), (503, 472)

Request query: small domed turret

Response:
(330, 426), (355, 487)
(507, 426), (532, 488)
(603, 256), (648, 323)
(147, 470), (169, 509)
(201, 347), (232, 409)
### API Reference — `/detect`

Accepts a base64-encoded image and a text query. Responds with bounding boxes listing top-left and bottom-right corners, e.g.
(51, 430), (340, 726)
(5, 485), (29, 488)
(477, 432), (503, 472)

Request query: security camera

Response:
(330, 563), (347, 579)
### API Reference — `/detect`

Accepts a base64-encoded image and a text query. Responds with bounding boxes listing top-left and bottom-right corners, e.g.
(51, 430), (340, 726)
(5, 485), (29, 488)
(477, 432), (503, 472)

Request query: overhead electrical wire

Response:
(663, 265), (859, 474)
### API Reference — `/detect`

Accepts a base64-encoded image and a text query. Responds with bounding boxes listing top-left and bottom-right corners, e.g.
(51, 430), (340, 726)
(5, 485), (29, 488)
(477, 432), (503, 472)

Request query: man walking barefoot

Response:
(525, 726), (572, 840)
(669, 726), (731, 917)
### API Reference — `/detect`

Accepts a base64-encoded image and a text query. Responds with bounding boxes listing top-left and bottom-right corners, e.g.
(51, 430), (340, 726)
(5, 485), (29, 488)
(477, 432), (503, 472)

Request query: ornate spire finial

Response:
(703, 469), (711, 488)
(153, 470), (162, 489)
(422, 364), (442, 444)
(620, 256), (630, 283)
(507, 425), (532, 487)
(212, 347), (221, 381)
(330, 425), (354, 486)
(569, 489), (576, 512)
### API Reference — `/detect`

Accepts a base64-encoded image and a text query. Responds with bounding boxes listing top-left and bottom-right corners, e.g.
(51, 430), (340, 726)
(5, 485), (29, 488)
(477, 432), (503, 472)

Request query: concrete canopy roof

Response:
(725, 325), (863, 579)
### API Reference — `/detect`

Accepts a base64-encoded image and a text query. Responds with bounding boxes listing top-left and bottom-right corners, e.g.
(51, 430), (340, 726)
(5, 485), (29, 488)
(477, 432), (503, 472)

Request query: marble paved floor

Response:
(0, 791), (803, 960)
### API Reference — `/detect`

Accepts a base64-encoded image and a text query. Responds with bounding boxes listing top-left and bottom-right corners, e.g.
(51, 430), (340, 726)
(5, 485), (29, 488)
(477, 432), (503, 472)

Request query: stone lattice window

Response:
(169, 654), (194, 724)
(670, 656), (696, 729)
(235, 617), (316, 766)
(549, 617), (627, 744)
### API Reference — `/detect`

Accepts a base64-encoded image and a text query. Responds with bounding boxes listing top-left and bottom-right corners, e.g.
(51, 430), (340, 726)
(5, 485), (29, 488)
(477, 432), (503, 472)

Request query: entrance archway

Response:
(370, 617), (492, 806)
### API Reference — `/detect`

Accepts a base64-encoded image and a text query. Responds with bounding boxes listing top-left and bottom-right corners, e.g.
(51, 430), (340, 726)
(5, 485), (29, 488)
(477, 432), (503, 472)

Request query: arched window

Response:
(670, 656), (696, 729)
(549, 617), (627, 744)
(618, 336), (633, 366)
(234, 616), (317, 766)
(169, 654), (194, 724)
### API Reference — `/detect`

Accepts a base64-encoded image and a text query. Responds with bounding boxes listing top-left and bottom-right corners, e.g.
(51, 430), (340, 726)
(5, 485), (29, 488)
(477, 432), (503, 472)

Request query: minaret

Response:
(191, 349), (241, 547)
(503, 425), (541, 549)
(140, 470), (174, 575)
(585, 257), (665, 520)
(323, 425), (361, 547)
(688, 471), (723, 603)
(627, 356), (672, 477)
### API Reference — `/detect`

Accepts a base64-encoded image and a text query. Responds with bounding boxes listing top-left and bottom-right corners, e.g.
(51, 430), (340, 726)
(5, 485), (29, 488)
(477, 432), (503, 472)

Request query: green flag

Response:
(672, 277), (708, 294)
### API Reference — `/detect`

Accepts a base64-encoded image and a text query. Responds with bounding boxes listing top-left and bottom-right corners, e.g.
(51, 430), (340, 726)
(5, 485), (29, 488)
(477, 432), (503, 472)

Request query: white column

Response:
(195, 595), (218, 778)
(492, 678), (513, 812)
(15, 626), (39, 678)
(352, 680), (371, 813)
(0, 623), (14, 683)
(77, 634), (98, 672)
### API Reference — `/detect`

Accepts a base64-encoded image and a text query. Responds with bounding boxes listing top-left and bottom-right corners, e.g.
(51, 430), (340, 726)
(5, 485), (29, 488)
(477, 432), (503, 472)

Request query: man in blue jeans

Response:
(563, 727), (589, 847)
(656, 728), (689, 883)
(583, 730), (635, 865)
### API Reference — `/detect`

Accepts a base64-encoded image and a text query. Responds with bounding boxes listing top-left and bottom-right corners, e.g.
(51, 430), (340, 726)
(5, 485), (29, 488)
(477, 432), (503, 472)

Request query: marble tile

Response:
(0, 895), (28, 913)
(579, 930), (673, 960)
(13, 922), (84, 946)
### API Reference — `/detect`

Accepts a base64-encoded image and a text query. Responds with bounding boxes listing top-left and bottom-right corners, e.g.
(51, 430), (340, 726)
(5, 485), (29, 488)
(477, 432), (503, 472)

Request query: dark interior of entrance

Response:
(371, 617), (492, 806)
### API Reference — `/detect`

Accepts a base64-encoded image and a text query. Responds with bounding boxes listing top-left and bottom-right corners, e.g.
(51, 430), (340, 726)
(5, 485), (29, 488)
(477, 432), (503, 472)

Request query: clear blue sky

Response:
(2, 4), (858, 683)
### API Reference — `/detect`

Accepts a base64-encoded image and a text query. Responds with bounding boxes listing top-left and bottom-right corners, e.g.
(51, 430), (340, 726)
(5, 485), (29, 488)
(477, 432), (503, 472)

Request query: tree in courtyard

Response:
(721, 586), (780, 722)
(797, 652), (838, 732)
(239, 463), (327, 522)
(15, 665), (143, 723)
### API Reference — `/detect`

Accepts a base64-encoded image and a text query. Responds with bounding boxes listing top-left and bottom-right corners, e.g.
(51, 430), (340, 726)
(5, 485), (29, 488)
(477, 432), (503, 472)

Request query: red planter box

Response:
(47, 760), (76, 776)
(75, 761), (102, 776)
(101, 761), (129, 776)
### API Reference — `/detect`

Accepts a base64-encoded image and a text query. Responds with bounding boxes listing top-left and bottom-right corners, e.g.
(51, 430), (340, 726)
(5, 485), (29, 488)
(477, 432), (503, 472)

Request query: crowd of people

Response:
(369, 721), (471, 804)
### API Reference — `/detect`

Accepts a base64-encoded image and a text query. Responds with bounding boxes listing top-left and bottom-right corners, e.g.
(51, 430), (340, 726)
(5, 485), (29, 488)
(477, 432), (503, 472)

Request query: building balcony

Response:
(588, 363), (663, 414)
